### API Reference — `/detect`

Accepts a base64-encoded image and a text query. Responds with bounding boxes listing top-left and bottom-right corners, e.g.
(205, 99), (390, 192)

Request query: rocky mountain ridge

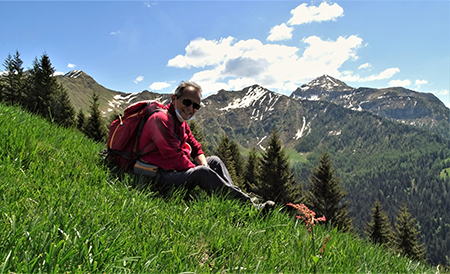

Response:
(57, 71), (449, 141)
(291, 75), (449, 138)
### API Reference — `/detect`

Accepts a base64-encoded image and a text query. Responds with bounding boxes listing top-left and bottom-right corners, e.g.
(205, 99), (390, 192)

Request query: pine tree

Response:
(243, 147), (261, 193)
(76, 109), (86, 131)
(215, 135), (241, 182)
(188, 120), (211, 156)
(26, 53), (59, 118)
(0, 74), (4, 102)
(258, 129), (296, 204)
(52, 85), (76, 128)
(84, 92), (108, 143)
(365, 199), (395, 248)
(304, 150), (353, 232)
(2, 51), (24, 105)
(289, 180), (304, 205)
(394, 203), (425, 261)
(215, 134), (239, 186)
(229, 139), (245, 178)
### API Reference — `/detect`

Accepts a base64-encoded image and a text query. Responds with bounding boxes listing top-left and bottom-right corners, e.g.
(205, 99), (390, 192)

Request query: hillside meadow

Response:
(0, 103), (437, 273)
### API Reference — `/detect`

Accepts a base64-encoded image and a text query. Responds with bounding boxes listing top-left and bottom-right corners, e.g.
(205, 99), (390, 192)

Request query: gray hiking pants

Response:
(158, 156), (251, 203)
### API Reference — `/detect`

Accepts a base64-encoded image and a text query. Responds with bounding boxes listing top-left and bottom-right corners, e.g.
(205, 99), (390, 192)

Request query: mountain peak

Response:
(64, 70), (84, 78)
(301, 75), (353, 92)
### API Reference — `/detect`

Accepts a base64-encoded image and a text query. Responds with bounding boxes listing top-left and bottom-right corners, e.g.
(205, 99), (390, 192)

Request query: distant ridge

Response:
(291, 75), (449, 138)
(58, 71), (449, 139)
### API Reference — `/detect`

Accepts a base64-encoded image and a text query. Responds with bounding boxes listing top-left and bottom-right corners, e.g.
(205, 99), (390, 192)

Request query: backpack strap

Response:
(137, 109), (179, 158)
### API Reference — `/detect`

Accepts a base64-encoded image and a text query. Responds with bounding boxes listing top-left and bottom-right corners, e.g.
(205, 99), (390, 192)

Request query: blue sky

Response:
(1, 1), (449, 107)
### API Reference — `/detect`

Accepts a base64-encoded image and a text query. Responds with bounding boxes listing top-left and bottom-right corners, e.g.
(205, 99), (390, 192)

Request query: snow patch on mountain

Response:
(256, 135), (267, 151)
(220, 86), (268, 111)
(294, 117), (307, 140)
(300, 75), (353, 92)
(329, 130), (341, 136)
(113, 93), (139, 103)
(220, 85), (282, 122)
(106, 93), (141, 111)
(292, 75), (354, 101)
(64, 70), (82, 78)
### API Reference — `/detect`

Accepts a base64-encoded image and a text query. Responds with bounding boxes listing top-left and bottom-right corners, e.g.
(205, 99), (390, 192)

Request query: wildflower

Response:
(287, 203), (326, 233)
(319, 235), (330, 257)
(287, 203), (330, 274)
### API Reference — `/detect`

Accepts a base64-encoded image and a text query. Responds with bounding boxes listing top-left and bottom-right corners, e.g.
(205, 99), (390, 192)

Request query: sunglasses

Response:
(182, 98), (201, 110)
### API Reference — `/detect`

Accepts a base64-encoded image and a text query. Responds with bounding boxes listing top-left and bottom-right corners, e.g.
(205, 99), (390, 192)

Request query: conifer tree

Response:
(394, 203), (425, 261)
(52, 85), (76, 128)
(304, 150), (353, 232)
(2, 51), (24, 105)
(258, 129), (296, 204)
(26, 53), (59, 118)
(243, 147), (261, 193)
(84, 92), (108, 143)
(229, 139), (245, 178)
(215, 134), (240, 187)
(0, 75), (4, 102)
(289, 180), (304, 205)
(76, 109), (86, 131)
(365, 199), (395, 247)
(188, 120), (211, 156)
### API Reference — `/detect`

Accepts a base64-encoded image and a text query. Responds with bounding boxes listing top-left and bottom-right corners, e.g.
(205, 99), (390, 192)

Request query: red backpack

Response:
(107, 100), (166, 171)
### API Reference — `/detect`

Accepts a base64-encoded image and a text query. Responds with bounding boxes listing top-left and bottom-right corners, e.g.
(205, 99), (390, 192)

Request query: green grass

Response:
(0, 103), (436, 273)
(285, 147), (310, 164)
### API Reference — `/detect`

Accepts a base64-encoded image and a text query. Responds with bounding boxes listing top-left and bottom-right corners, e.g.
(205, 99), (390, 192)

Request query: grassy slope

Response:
(0, 103), (435, 273)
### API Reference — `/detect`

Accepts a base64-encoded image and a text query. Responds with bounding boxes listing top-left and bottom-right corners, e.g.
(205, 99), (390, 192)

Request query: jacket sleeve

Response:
(150, 111), (196, 170)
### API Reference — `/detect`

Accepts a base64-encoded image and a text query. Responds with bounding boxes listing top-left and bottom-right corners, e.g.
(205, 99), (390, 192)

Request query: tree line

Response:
(0, 51), (108, 142)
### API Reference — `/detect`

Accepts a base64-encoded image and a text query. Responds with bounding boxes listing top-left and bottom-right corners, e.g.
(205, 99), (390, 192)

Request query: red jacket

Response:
(138, 103), (204, 171)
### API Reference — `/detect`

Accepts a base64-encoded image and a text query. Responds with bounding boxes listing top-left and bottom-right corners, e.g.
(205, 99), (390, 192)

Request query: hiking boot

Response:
(254, 200), (275, 214)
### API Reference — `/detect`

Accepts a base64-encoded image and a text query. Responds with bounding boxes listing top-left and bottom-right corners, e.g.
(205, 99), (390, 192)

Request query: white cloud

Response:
(267, 23), (293, 41)
(358, 63), (371, 69)
(340, 67), (400, 83)
(144, 2), (157, 8)
(149, 81), (172, 91)
(68, 63), (76, 68)
(0, 71), (7, 76)
(53, 71), (64, 76)
(415, 79), (427, 88)
(431, 89), (449, 96)
(169, 34), (363, 94)
(134, 76), (144, 84)
(110, 30), (121, 35)
(440, 89), (449, 95)
(168, 37), (235, 69)
(287, 2), (344, 26)
(361, 68), (400, 82)
(389, 79), (411, 87)
(366, 68), (400, 81)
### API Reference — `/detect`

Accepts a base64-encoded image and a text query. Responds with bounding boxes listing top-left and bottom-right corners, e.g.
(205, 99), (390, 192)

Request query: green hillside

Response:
(56, 71), (122, 114)
(0, 103), (438, 273)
